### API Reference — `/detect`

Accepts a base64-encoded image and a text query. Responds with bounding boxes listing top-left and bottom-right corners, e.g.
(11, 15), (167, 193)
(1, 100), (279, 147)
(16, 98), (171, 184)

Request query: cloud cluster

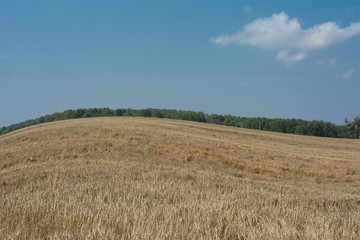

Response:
(211, 12), (360, 62)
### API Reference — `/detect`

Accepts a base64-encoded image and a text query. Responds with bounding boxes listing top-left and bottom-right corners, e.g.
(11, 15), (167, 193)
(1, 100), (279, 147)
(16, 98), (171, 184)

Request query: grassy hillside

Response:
(0, 117), (359, 239)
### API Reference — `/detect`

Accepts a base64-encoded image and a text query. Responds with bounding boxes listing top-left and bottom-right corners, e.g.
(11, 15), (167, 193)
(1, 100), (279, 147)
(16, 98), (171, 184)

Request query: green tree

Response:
(115, 109), (123, 116)
(345, 116), (360, 138)
(208, 114), (225, 125)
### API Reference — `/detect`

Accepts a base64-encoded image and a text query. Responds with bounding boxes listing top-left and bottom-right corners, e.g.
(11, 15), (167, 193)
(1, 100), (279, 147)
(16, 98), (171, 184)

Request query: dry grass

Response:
(0, 117), (359, 239)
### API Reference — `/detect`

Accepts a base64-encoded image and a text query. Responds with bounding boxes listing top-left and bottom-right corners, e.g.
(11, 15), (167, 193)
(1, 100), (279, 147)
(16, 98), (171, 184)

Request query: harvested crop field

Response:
(0, 117), (359, 239)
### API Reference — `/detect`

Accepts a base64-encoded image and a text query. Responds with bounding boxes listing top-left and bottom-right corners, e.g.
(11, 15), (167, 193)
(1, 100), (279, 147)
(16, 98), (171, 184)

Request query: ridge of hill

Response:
(0, 117), (359, 239)
(1, 108), (359, 138)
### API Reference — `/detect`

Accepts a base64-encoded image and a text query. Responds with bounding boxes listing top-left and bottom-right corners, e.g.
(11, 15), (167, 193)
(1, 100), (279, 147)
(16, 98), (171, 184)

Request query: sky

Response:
(1, 0), (360, 127)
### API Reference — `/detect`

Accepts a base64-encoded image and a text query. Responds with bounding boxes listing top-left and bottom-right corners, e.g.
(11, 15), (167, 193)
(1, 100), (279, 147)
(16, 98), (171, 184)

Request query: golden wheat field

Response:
(0, 117), (359, 239)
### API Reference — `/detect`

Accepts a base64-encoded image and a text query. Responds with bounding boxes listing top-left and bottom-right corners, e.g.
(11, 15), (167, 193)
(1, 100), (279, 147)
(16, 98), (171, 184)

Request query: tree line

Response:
(0, 108), (359, 139)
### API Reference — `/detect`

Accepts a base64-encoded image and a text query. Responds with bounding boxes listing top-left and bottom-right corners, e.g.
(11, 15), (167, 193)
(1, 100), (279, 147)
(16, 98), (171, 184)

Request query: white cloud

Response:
(243, 6), (252, 14)
(276, 50), (307, 63)
(342, 68), (354, 79)
(317, 57), (337, 66)
(328, 57), (337, 66)
(0, 54), (7, 59)
(316, 59), (325, 65)
(211, 12), (360, 63)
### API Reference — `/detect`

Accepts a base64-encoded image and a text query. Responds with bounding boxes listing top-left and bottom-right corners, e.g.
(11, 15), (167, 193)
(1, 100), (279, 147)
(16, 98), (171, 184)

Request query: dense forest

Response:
(0, 108), (359, 138)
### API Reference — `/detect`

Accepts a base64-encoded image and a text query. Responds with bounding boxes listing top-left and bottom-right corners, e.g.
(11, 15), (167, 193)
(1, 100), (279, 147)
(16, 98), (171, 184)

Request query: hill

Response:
(1, 108), (357, 138)
(0, 117), (359, 239)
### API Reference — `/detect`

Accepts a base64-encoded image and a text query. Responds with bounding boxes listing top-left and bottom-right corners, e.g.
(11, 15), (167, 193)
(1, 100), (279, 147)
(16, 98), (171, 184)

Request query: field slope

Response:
(0, 117), (359, 239)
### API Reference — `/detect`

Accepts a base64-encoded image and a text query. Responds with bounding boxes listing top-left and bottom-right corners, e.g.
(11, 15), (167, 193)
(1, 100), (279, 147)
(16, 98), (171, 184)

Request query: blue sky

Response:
(1, 0), (359, 126)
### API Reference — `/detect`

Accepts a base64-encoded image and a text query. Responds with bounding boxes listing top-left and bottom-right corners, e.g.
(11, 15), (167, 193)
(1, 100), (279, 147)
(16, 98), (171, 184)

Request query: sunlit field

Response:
(1, 117), (359, 239)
